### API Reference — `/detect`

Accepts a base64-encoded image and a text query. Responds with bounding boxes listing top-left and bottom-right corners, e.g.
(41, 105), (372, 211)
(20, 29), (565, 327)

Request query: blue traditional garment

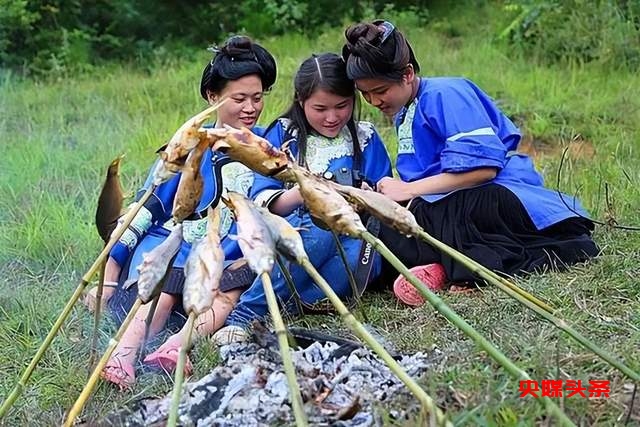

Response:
(252, 119), (392, 206)
(109, 126), (264, 283)
(225, 119), (392, 327)
(395, 77), (589, 230)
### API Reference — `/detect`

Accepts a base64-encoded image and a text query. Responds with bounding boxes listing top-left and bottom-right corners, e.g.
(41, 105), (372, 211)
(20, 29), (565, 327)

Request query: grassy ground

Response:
(1, 5), (639, 426)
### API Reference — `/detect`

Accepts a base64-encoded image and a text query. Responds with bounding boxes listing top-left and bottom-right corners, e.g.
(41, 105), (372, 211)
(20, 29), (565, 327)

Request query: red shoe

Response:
(143, 341), (193, 377)
(393, 263), (447, 307)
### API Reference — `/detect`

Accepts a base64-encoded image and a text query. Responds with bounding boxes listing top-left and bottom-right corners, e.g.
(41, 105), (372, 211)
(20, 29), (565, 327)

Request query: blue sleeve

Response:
(221, 223), (243, 261)
(360, 124), (392, 183)
(421, 80), (507, 173)
(108, 157), (179, 266)
(249, 121), (293, 207)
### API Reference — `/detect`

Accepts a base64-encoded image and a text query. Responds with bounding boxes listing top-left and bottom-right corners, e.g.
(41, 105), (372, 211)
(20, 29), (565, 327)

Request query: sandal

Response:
(143, 339), (193, 376)
(101, 356), (136, 390)
(393, 263), (447, 307)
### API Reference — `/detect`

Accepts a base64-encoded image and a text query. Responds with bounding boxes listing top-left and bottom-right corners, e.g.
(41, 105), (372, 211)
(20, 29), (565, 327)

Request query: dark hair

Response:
(273, 53), (362, 167)
(199, 35), (277, 100)
(342, 20), (420, 81)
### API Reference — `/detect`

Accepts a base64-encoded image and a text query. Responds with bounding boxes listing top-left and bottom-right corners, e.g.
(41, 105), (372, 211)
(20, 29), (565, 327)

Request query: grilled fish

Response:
(95, 155), (125, 244)
(163, 100), (226, 167)
(291, 167), (366, 237)
(222, 191), (276, 275)
(136, 223), (184, 303)
(331, 183), (421, 237)
(257, 207), (306, 262)
(183, 206), (225, 314)
(208, 126), (291, 179)
(172, 136), (209, 223)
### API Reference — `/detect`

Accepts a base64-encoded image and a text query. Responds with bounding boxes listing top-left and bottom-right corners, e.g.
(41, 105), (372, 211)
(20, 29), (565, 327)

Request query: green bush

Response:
(0, 0), (431, 77)
(500, 0), (640, 69)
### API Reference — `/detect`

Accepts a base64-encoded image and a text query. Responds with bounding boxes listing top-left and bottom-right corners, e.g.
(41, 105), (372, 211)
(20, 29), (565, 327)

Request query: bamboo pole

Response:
(64, 299), (143, 426)
(415, 229), (553, 313)
(329, 230), (368, 322)
(0, 186), (157, 419)
(260, 272), (308, 427)
(276, 255), (305, 316)
(497, 276), (640, 381)
(140, 292), (161, 361)
(167, 311), (196, 427)
(359, 230), (576, 426)
(413, 229), (639, 382)
(89, 259), (107, 370)
(298, 257), (451, 426)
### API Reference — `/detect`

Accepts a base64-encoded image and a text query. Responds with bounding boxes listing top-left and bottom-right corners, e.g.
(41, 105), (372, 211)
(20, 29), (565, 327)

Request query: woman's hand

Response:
(376, 177), (416, 202)
(376, 168), (498, 203)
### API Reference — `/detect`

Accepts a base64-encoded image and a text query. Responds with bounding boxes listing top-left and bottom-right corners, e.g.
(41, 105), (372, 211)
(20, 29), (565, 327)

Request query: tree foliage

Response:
(0, 0), (429, 76)
(500, 0), (640, 69)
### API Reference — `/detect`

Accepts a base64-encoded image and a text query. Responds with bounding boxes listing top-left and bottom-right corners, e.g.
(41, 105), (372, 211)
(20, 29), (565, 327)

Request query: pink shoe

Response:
(393, 263), (447, 307)
(143, 343), (193, 376)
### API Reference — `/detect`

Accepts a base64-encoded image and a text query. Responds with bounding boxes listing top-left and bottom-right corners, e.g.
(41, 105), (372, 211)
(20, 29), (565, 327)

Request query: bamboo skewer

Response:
(260, 272), (308, 427)
(298, 257), (451, 426)
(89, 259), (108, 370)
(358, 230), (576, 426)
(0, 186), (157, 419)
(167, 311), (196, 427)
(64, 299), (143, 426)
(412, 228), (639, 381)
(416, 228), (553, 313)
(329, 229), (368, 322)
(276, 255), (305, 316)
(140, 291), (162, 360)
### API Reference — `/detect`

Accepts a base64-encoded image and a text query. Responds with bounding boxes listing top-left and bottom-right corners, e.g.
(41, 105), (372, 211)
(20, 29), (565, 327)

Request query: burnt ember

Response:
(100, 329), (441, 426)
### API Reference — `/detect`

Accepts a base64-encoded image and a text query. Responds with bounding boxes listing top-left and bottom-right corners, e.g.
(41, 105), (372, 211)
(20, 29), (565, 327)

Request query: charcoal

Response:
(100, 329), (442, 426)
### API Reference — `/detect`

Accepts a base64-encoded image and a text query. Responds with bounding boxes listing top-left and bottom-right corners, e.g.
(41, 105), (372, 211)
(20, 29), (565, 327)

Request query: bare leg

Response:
(148, 289), (241, 356)
(102, 292), (178, 387)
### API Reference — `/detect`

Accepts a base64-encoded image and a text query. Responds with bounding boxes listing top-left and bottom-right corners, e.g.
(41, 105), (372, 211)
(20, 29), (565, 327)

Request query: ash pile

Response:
(103, 328), (442, 426)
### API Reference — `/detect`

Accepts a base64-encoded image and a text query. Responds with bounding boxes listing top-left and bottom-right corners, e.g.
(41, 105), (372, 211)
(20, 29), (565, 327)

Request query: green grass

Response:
(1, 6), (639, 426)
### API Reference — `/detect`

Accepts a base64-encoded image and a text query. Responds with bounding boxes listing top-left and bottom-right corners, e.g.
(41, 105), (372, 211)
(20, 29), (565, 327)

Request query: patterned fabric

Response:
(250, 119), (391, 206)
(109, 126), (265, 270)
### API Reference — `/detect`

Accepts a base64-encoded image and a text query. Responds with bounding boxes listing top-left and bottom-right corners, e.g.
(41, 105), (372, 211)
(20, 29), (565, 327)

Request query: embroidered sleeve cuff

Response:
(253, 189), (286, 208)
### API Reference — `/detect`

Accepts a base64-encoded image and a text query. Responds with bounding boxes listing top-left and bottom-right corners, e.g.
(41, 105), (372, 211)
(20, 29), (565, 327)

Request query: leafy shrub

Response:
(0, 0), (432, 77)
(500, 0), (640, 69)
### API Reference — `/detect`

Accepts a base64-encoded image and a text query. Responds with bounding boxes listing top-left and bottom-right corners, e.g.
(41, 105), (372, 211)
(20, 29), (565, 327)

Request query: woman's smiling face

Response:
(302, 89), (354, 138)
(208, 74), (264, 128)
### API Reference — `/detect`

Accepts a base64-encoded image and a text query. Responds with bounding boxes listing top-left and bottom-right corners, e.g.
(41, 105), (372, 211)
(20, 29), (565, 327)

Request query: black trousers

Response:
(377, 184), (599, 285)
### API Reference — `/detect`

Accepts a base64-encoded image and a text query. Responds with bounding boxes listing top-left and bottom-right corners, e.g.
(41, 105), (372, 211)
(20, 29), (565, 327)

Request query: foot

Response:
(211, 325), (248, 346)
(82, 281), (117, 312)
(449, 283), (477, 294)
(393, 263), (447, 307)
(143, 334), (193, 376)
(101, 355), (135, 390)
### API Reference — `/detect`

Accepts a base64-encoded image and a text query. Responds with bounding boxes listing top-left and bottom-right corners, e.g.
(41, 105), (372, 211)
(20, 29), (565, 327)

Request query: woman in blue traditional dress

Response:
(82, 36), (277, 388)
(215, 53), (393, 342)
(341, 21), (599, 306)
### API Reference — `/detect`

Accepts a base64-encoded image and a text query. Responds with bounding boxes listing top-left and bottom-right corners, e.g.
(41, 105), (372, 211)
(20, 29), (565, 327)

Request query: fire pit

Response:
(100, 327), (442, 426)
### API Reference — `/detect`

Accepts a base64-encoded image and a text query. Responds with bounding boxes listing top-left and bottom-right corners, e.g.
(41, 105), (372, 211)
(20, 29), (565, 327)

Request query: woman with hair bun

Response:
(215, 52), (392, 341)
(83, 35), (277, 389)
(342, 21), (598, 306)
